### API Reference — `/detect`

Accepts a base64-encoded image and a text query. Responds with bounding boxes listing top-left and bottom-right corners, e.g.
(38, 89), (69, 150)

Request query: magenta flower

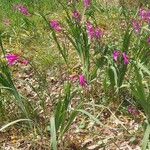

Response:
(6, 54), (20, 66)
(86, 22), (103, 40)
(14, 4), (31, 16)
(139, 9), (150, 23)
(84, 0), (91, 8)
(86, 22), (95, 39)
(95, 28), (103, 39)
(50, 20), (62, 32)
(6, 54), (29, 66)
(122, 53), (129, 65)
(113, 51), (129, 65)
(72, 10), (81, 22)
(132, 20), (141, 34)
(79, 75), (87, 87)
(113, 51), (120, 62)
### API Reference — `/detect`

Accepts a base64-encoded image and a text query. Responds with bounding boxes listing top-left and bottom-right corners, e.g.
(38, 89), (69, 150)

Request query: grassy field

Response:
(0, 0), (150, 149)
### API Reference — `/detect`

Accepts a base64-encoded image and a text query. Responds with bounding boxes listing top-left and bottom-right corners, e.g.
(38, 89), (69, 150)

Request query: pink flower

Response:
(72, 10), (81, 22)
(79, 75), (87, 87)
(132, 20), (141, 34)
(6, 54), (29, 66)
(113, 51), (129, 65)
(95, 28), (103, 39)
(113, 51), (120, 62)
(84, 0), (91, 8)
(14, 4), (31, 16)
(139, 9), (150, 23)
(50, 20), (62, 32)
(86, 22), (103, 40)
(122, 52), (129, 65)
(86, 22), (95, 39)
(6, 54), (20, 66)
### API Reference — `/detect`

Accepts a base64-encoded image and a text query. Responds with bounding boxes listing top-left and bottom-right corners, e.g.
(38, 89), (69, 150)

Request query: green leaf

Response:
(0, 119), (32, 132)
(60, 110), (79, 137)
(50, 116), (57, 150)
(137, 62), (150, 76)
(54, 100), (62, 132)
(122, 26), (132, 52)
(110, 66), (118, 87)
(142, 124), (150, 150)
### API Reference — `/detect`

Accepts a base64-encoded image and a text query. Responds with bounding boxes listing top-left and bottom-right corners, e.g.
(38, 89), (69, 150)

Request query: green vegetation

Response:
(0, 0), (150, 149)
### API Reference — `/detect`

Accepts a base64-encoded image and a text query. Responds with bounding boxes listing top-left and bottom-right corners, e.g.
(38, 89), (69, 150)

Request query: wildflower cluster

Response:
(86, 22), (103, 40)
(1, 1), (150, 149)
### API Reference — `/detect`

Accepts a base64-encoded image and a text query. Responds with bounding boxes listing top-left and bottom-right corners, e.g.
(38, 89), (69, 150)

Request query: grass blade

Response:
(0, 119), (32, 132)
(142, 124), (150, 150)
(50, 116), (57, 150)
